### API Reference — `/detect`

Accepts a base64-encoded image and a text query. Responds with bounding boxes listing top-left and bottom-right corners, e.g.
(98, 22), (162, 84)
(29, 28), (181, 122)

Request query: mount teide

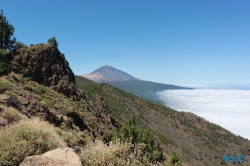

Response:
(82, 65), (139, 83)
(82, 65), (191, 102)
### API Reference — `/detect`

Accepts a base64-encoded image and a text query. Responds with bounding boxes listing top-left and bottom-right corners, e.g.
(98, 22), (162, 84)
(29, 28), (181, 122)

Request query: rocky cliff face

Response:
(1, 43), (120, 139)
(8, 43), (83, 101)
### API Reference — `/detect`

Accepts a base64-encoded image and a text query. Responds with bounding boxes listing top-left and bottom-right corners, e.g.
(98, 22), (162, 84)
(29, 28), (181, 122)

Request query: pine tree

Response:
(47, 36), (58, 47)
(0, 10), (16, 50)
(114, 116), (164, 162)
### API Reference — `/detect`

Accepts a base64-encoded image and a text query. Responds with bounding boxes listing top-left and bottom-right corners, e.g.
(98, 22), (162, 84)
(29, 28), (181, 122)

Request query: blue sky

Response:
(2, 0), (250, 85)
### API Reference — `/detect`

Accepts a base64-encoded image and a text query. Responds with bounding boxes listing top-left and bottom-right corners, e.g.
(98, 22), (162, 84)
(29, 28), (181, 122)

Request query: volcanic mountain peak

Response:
(83, 65), (137, 83)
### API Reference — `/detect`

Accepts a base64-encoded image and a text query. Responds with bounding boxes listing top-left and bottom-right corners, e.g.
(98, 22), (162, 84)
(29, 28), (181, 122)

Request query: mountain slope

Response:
(76, 76), (250, 166)
(107, 80), (191, 102)
(1, 43), (120, 141)
(82, 65), (137, 82)
(108, 80), (191, 92)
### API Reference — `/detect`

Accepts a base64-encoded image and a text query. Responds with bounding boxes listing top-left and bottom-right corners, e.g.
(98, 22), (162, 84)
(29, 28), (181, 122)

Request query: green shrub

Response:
(19, 75), (31, 84)
(0, 62), (8, 76)
(102, 129), (114, 143)
(0, 118), (66, 165)
(40, 98), (53, 108)
(0, 80), (11, 93)
(166, 152), (182, 166)
(35, 84), (47, 94)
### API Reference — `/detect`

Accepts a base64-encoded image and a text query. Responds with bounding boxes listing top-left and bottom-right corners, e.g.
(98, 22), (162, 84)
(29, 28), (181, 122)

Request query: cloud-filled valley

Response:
(157, 88), (250, 140)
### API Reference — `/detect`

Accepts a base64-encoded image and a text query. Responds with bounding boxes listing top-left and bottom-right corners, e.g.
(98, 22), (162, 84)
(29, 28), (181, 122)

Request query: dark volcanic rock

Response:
(8, 43), (84, 101)
(2, 44), (120, 137)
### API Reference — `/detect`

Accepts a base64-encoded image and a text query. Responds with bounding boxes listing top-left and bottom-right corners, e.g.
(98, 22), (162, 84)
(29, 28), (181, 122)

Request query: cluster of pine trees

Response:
(113, 116), (164, 162)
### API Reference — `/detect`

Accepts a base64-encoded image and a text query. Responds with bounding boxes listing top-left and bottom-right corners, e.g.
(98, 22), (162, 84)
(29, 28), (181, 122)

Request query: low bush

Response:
(19, 75), (31, 84)
(40, 98), (53, 108)
(35, 84), (47, 94)
(166, 152), (182, 166)
(80, 140), (157, 166)
(0, 80), (11, 93)
(9, 72), (20, 82)
(1, 107), (27, 123)
(56, 129), (86, 147)
(0, 118), (66, 165)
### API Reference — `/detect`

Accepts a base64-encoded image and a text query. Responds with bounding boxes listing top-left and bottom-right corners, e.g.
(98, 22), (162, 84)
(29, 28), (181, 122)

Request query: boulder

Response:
(0, 94), (10, 105)
(0, 94), (10, 100)
(19, 96), (29, 105)
(20, 147), (82, 166)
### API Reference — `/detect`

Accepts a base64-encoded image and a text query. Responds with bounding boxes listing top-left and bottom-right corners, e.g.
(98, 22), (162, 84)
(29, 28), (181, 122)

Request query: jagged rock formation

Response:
(1, 43), (120, 140)
(8, 43), (83, 101)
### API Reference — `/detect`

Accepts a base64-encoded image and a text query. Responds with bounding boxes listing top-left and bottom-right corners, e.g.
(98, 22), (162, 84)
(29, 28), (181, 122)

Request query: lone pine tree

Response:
(0, 10), (16, 50)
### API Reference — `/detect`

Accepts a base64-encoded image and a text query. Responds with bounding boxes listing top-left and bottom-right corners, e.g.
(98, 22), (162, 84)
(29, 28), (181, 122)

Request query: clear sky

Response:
(2, 0), (250, 85)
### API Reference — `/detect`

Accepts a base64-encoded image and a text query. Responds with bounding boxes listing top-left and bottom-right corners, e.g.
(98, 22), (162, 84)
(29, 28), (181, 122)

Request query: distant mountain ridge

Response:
(83, 65), (138, 83)
(108, 80), (191, 103)
(82, 65), (191, 102)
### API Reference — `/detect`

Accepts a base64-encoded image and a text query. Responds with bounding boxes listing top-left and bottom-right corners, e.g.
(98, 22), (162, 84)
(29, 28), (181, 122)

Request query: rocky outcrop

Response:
(20, 147), (82, 166)
(1, 43), (120, 140)
(8, 43), (84, 101)
(0, 73), (120, 139)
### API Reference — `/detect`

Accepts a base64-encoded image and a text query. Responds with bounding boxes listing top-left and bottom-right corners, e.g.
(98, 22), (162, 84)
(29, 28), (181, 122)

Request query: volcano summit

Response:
(82, 65), (138, 83)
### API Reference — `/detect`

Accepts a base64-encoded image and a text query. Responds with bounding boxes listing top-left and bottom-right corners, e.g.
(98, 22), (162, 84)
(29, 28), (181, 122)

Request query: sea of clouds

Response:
(157, 85), (250, 140)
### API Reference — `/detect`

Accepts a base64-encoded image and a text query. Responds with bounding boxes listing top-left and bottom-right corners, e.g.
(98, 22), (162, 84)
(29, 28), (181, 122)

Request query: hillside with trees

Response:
(76, 76), (250, 165)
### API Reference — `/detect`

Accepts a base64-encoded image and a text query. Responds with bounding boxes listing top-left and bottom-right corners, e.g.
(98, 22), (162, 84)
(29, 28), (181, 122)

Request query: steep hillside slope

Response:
(76, 76), (250, 166)
(1, 43), (120, 141)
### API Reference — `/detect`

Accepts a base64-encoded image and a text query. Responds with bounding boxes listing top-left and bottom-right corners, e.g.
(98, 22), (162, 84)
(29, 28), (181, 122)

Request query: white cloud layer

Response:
(157, 89), (250, 140)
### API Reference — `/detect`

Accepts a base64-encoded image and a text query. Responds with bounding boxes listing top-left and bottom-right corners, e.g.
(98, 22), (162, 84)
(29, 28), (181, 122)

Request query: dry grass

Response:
(56, 128), (86, 147)
(0, 78), (11, 93)
(0, 118), (66, 165)
(1, 106), (27, 123)
(9, 72), (21, 82)
(80, 140), (162, 166)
